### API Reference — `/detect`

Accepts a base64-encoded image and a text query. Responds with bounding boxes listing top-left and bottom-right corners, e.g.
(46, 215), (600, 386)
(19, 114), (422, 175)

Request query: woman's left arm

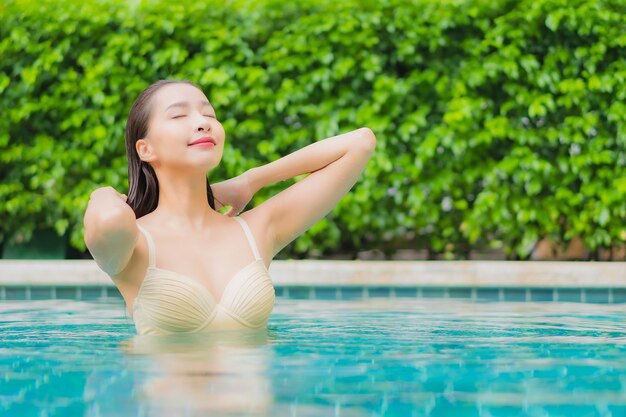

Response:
(247, 127), (376, 257)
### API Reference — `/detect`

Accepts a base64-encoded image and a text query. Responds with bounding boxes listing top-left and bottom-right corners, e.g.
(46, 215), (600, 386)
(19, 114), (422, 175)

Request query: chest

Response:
(153, 234), (259, 292)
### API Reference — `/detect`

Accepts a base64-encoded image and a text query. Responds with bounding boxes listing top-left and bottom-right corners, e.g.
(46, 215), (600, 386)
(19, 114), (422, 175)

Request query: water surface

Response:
(1, 298), (625, 416)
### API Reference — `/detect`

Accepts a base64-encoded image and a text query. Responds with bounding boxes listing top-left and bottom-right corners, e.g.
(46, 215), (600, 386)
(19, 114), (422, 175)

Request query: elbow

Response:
(357, 127), (377, 153)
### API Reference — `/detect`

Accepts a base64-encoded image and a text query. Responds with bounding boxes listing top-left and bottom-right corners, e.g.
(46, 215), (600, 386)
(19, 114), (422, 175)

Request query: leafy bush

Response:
(1, 0), (625, 259)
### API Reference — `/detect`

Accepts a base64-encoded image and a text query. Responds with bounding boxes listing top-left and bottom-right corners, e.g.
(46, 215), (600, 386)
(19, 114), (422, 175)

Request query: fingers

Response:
(224, 206), (243, 217)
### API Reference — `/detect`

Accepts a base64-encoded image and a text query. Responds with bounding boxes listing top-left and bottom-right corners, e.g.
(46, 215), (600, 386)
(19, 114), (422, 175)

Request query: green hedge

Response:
(1, 0), (625, 259)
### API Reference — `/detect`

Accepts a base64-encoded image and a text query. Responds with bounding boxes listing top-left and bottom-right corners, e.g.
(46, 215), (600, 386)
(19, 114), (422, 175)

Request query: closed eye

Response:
(172, 114), (216, 119)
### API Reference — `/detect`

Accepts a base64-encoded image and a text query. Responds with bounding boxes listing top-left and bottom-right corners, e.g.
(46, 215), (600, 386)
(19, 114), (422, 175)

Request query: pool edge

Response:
(0, 259), (624, 288)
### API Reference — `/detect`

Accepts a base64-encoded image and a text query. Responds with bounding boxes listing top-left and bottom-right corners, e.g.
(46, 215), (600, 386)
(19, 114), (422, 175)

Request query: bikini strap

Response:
(233, 217), (262, 261)
(136, 224), (156, 268)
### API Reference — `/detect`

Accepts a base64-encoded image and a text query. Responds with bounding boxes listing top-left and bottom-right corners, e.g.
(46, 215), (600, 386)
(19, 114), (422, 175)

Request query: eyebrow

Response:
(165, 100), (212, 112)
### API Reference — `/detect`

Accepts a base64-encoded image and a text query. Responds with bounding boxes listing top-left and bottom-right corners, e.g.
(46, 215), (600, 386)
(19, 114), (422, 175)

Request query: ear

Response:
(136, 139), (156, 163)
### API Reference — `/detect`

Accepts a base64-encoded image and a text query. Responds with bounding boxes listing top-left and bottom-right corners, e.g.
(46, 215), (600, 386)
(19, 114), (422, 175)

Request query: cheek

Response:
(212, 119), (225, 133)
(163, 120), (186, 135)
(150, 136), (186, 161)
(156, 121), (188, 143)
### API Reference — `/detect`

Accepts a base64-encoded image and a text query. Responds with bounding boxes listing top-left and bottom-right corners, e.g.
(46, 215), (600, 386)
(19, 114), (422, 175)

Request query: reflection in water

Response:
(8, 299), (624, 417)
(122, 330), (273, 416)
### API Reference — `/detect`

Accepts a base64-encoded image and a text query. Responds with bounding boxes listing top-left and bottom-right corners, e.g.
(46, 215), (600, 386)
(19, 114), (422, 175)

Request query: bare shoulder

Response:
(83, 188), (139, 278)
(111, 217), (151, 286)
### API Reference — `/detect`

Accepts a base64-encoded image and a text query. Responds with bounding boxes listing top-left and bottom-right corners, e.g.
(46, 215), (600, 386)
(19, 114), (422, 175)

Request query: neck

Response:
(151, 169), (219, 230)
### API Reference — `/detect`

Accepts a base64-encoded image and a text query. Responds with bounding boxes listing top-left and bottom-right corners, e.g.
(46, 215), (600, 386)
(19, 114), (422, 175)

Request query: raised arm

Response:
(247, 127), (376, 257)
(83, 187), (138, 277)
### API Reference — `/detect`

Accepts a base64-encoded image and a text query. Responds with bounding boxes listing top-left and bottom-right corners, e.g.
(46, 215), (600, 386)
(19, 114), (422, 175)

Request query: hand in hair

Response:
(211, 172), (255, 217)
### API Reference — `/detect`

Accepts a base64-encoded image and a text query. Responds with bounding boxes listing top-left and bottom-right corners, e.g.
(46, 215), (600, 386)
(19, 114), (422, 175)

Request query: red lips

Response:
(188, 136), (216, 146)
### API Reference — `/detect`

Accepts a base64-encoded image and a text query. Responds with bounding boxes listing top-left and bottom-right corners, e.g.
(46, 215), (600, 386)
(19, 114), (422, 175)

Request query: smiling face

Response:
(136, 83), (226, 173)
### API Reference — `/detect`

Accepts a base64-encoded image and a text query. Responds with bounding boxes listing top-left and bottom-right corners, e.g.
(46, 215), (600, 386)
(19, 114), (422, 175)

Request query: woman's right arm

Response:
(83, 186), (138, 277)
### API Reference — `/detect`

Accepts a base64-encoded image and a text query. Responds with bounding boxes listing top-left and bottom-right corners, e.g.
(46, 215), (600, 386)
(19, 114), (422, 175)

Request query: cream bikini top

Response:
(132, 217), (275, 335)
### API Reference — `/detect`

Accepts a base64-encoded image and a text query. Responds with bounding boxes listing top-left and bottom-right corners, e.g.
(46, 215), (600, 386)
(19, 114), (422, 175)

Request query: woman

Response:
(84, 80), (376, 335)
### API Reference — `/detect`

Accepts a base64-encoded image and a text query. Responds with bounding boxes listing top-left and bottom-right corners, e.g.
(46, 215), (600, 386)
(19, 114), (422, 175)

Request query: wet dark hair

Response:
(124, 80), (216, 218)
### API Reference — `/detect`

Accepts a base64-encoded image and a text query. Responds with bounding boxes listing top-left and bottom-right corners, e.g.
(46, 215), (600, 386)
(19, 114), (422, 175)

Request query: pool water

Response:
(1, 298), (625, 417)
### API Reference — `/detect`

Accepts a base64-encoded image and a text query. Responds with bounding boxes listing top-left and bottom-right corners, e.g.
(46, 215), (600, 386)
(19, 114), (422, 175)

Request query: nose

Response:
(195, 115), (212, 133)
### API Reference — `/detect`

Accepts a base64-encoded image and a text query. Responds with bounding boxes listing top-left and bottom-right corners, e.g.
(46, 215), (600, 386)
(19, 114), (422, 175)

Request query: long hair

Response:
(124, 80), (216, 218)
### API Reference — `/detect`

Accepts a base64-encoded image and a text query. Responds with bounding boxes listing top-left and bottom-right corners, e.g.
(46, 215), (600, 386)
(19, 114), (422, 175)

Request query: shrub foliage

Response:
(1, 0), (625, 259)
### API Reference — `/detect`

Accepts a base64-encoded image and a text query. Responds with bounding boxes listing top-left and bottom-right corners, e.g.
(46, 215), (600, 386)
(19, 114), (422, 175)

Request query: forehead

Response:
(152, 83), (212, 112)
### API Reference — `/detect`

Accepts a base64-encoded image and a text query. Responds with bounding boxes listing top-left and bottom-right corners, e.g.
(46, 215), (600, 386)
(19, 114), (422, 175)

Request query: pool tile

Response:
(55, 287), (78, 300)
(584, 288), (609, 303)
(612, 289), (626, 303)
(421, 288), (445, 298)
(476, 288), (500, 301)
(30, 287), (52, 300)
(394, 287), (417, 298)
(0, 377), (38, 396)
(556, 288), (581, 302)
(57, 402), (86, 417)
(368, 287), (390, 298)
(105, 287), (123, 299)
(287, 287), (311, 300)
(530, 288), (554, 302)
(314, 287), (338, 300)
(5, 287), (27, 300)
(4, 402), (35, 417)
(449, 288), (472, 299)
(479, 406), (525, 417)
(1, 283), (623, 305)
(608, 406), (626, 416)
(339, 287), (363, 300)
(428, 397), (478, 416)
(503, 288), (527, 302)
(543, 405), (597, 417)
(81, 287), (104, 300)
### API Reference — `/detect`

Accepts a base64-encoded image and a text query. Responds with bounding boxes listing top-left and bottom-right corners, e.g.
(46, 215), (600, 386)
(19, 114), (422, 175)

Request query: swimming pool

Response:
(1, 298), (625, 417)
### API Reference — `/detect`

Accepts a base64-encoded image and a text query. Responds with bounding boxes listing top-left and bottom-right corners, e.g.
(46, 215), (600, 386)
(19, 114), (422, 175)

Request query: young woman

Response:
(84, 80), (376, 335)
